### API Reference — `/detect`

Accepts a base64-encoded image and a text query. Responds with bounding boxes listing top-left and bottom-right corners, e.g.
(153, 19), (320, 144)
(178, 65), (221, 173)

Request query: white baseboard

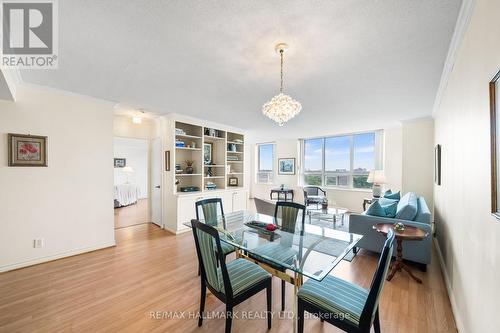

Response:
(0, 241), (116, 273)
(434, 238), (464, 332)
(163, 225), (190, 235)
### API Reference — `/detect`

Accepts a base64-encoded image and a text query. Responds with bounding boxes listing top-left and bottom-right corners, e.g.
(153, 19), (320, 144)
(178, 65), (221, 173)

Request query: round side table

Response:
(373, 223), (428, 284)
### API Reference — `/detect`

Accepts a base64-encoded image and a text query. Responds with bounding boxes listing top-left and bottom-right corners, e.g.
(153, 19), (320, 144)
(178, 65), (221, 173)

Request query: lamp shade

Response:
(367, 170), (386, 184)
(122, 166), (134, 174)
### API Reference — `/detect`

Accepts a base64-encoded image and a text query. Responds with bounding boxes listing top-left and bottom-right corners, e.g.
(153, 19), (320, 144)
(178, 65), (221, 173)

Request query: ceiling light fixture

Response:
(132, 109), (145, 124)
(262, 43), (302, 126)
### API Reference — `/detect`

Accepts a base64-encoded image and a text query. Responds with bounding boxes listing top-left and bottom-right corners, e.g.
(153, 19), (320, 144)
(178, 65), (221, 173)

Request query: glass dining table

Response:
(184, 210), (362, 332)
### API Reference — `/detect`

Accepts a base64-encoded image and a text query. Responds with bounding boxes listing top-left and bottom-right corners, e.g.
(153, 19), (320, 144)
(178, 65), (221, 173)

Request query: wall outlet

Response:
(33, 238), (44, 248)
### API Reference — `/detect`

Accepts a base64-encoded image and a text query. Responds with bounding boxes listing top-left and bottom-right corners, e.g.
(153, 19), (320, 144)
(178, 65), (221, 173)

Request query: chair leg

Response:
(298, 299), (305, 333)
(373, 307), (381, 333)
(198, 280), (206, 327)
(281, 279), (286, 311)
(225, 305), (233, 333)
(266, 279), (272, 329)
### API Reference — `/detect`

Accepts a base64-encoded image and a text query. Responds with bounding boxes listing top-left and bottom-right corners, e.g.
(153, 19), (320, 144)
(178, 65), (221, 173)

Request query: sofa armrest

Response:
(349, 214), (431, 234)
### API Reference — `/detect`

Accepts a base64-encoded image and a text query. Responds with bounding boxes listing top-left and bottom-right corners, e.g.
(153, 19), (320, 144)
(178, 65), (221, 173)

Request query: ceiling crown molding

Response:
(0, 67), (22, 101)
(432, 0), (476, 116)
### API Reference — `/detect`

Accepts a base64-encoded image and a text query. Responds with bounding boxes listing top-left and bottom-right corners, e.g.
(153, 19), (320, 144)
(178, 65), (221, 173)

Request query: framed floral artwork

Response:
(8, 133), (48, 167)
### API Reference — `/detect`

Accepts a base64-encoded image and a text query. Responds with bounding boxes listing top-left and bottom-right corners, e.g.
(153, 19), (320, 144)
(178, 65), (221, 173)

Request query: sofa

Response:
(349, 192), (432, 269)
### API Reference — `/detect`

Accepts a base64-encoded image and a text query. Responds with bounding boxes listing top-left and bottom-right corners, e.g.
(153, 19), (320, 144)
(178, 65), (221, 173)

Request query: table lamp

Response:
(122, 166), (134, 184)
(367, 170), (386, 198)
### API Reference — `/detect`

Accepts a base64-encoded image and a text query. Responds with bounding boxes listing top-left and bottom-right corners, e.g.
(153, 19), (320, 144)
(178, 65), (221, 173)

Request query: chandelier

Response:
(262, 43), (302, 126)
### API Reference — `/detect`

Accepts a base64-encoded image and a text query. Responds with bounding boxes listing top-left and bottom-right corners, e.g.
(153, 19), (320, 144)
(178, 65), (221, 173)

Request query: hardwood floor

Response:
(114, 199), (149, 229)
(0, 223), (457, 333)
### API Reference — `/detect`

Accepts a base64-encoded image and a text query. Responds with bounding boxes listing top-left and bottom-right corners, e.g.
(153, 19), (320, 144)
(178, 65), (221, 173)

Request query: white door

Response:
(151, 137), (163, 227)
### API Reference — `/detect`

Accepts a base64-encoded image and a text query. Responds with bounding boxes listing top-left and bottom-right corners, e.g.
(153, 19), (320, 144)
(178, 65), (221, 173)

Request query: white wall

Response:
(402, 117), (435, 206)
(0, 85), (115, 272)
(434, 0), (500, 331)
(113, 137), (149, 199)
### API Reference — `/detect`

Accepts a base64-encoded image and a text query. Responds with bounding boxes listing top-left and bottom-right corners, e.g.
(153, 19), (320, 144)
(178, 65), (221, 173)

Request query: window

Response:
(302, 131), (381, 189)
(257, 143), (274, 183)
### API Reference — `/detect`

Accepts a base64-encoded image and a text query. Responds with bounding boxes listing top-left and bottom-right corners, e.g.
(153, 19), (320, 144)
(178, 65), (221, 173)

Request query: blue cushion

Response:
(382, 202), (398, 218)
(366, 201), (387, 217)
(395, 192), (418, 220)
(384, 191), (401, 200)
(378, 197), (398, 206)
(298, 275), (368, 326)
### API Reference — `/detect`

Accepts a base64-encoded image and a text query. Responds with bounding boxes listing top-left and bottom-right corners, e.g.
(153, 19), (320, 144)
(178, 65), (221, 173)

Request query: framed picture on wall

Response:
(114, 158), (126, 168)
(434, 144), (441, 185)
(8, 133), (48, 167)
(490, 69), (500, 218)
(278, 158), (295, 175)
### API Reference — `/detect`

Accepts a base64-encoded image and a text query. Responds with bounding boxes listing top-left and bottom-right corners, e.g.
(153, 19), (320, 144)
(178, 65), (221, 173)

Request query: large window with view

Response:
(302, 132), (381, 189)
(256, 143), (274, 183)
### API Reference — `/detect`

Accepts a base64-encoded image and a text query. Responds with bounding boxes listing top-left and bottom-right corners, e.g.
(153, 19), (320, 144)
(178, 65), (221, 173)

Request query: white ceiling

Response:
(20, 0), (462, 138)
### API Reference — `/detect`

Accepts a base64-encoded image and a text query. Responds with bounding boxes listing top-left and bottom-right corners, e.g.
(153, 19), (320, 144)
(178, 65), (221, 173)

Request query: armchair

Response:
(303, 186), (327, 207)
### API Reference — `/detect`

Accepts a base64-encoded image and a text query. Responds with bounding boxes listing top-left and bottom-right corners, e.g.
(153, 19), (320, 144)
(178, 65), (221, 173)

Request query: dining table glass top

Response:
(184, 210), (362, 282)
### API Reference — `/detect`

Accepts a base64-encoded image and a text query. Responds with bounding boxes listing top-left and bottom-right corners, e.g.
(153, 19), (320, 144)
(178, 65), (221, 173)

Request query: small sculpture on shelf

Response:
(185, 160), (194, 174)
(206, 167), (213, 177)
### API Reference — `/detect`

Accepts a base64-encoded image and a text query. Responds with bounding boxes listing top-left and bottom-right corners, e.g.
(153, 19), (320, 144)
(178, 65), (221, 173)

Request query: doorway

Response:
(113, 137), (149, 229)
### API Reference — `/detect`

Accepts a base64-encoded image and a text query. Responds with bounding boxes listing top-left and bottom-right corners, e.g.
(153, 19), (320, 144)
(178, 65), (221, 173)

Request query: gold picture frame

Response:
(8, 133), (48, 167)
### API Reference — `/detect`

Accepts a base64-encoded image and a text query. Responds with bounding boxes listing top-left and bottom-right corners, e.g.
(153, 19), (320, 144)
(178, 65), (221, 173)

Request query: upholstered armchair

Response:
(303, 186), (327, 207)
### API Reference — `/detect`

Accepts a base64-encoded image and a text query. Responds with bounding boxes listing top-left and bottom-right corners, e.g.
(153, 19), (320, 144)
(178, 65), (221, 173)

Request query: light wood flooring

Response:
(114, 199), (149, 229)
(0, 219), (456, 332)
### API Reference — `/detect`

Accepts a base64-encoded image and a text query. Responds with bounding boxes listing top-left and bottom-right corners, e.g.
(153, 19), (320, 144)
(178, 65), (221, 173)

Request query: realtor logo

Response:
(1, 0), (58, 68)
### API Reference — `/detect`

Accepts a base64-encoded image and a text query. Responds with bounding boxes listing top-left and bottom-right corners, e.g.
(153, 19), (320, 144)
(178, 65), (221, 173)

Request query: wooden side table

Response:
(373, 223), (428, 284)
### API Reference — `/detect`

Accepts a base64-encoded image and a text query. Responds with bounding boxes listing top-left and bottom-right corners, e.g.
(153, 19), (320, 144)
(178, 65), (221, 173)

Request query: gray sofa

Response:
(349, 192), (432, 269)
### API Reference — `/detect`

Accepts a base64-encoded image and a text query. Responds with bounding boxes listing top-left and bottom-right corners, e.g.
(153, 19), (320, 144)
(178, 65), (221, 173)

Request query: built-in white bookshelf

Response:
(173, 121), (244, 193)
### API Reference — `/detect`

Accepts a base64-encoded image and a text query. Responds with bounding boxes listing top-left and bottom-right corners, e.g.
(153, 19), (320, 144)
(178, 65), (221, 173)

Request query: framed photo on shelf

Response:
(8, 133), (48, 167)
(114, 158), (126, 168)
(278, 158), (295, 175)
(203, 142), (213, 164)
(228, 176), (239, 186)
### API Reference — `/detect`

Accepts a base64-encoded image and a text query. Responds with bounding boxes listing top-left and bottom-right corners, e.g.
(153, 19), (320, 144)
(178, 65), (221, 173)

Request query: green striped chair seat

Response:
(297, 275), (368, 326)
(217, 258), (270, 296)
(250, 243), (297, 270)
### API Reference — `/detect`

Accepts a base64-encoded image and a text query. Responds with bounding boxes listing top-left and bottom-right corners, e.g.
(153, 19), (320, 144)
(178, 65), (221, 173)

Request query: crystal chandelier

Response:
(262, 43), (302, 126)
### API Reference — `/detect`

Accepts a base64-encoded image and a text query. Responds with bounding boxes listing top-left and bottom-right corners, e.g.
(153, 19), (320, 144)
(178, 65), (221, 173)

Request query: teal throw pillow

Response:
(366, 201), (387, 217)
(384, 190), (401, 200)
(382, 202), (398, 218)
(378, 197), (398, 206)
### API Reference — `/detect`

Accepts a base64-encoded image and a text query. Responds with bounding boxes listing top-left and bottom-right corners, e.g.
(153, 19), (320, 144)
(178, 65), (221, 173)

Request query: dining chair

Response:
(297, 229), (395, 333)
(191, 219), (272, 333)
(251, 201), (306, 311)
(195, 198), (235, 275)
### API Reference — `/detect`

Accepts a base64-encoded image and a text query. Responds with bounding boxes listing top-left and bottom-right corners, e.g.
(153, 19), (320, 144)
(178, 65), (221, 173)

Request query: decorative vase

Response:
(185, 160), (194, 174)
